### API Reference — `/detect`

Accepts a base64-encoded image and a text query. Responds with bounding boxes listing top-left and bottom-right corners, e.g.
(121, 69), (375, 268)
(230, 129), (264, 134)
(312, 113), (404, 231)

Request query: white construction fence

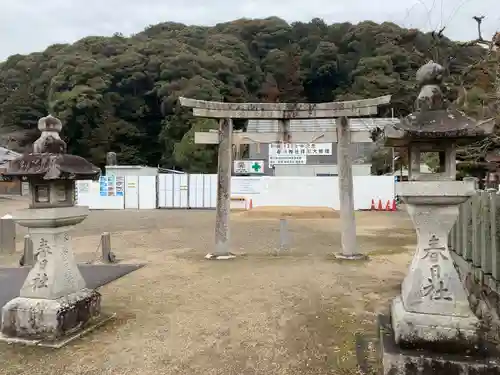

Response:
(75, 174), (395, 211)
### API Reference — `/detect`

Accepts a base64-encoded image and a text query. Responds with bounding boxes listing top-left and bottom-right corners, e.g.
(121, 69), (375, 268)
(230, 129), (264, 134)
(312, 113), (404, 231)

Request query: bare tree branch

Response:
(473, 15), (485, 40)
(458, 15), (495, 48)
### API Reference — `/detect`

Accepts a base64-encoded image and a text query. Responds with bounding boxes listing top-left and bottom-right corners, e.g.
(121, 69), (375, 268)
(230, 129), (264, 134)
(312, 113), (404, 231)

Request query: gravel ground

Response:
(0, 197), (415, 375)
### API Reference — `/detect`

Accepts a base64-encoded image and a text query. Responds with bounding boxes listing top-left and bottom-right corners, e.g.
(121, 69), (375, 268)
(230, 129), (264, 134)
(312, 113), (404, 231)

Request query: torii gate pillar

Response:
(334, 116), (366, 260)
(213, 118), (233, 259)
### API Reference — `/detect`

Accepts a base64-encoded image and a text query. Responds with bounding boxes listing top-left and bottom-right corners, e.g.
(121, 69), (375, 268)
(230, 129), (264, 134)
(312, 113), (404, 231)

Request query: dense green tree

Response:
(173, 118), (218, 172)
(0, 17), (496, 172)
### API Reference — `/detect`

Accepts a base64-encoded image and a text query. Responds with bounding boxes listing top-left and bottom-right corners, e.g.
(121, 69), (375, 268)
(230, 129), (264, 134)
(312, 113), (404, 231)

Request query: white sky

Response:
(0, 0), (498, 61)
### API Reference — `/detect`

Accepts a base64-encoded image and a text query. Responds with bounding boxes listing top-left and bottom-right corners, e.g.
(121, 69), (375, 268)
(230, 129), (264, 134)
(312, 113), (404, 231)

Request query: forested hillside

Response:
(0, 17), (495, 171)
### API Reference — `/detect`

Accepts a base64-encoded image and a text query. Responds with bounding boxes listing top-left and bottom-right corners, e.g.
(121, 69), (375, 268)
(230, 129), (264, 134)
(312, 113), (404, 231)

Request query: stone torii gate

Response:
(179, 96), (392, 260)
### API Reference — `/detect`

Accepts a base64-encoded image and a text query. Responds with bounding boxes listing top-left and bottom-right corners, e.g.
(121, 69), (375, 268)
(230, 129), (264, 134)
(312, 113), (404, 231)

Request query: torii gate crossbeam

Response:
(179, 96), (391, 119)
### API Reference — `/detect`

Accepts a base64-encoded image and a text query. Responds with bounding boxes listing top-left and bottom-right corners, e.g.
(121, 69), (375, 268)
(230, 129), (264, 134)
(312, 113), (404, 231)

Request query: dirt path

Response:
(0, 200), (414, 375)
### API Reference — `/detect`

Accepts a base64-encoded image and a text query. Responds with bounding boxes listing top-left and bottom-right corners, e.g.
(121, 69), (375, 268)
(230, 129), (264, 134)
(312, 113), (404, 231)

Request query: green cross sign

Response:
(251, 162), (261, 172)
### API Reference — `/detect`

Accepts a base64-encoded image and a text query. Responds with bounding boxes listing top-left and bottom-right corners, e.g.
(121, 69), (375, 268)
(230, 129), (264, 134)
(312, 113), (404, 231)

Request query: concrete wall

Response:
(157, 174), (395, 211)
(233, 176), (393, 210)
(76, 174), (395, 211)
(273, 164), (371, 176)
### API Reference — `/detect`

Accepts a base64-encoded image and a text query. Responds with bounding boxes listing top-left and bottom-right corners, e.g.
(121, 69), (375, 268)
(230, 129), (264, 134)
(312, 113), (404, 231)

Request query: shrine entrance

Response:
(179, 95), (392, 260)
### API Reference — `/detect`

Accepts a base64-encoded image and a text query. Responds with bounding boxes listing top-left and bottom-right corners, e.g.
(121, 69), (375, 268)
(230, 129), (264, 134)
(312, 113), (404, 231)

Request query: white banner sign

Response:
(269, 154), (307, 165)
(232, 177), (263, 194)
(268, 142), (332, 165)
(268, 142), (333, 156)
(233, 160), (265, 174)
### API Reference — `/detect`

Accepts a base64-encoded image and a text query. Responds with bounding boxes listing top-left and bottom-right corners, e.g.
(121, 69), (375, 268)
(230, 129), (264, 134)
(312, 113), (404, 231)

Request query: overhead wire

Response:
(442, 0), (473, 32)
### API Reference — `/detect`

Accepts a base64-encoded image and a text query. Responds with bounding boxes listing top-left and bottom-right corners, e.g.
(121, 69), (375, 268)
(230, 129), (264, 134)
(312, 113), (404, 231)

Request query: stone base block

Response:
(333, 253), (368, 261)
(205, 253), (236, 260)
(391, 296), (480, 351)
(1, 288), (101, 341)
(0, 313), (115, 348)
(379, 315), (500, 375)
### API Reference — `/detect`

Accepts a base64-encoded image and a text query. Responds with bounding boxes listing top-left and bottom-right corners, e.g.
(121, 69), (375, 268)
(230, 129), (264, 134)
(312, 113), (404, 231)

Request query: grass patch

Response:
(283, 297), (379, 375)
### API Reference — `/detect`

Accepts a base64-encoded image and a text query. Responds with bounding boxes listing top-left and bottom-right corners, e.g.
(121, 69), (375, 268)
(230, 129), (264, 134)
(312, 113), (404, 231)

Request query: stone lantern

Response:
(0, 115), (101, 344)
(381, 62), (497, 372)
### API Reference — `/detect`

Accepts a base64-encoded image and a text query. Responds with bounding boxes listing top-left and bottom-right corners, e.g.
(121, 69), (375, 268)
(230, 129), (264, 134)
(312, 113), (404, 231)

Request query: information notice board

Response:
(99, 176), (125, 197)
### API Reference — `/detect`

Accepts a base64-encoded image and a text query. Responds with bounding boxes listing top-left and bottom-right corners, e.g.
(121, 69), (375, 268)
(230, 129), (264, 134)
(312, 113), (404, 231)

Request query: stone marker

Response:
(0, 115), (105, 347)
(279, 218), (289, 252)
(19, 235), (34, 267)
(100, 232), (116, 263)
(379, 61), (499, 374)
(106, 152), (117, 166)
(0, 214), (15, 254)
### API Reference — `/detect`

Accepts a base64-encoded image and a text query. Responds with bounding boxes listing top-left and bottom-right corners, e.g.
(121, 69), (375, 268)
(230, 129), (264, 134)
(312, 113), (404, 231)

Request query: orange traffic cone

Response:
(248, 199), (253, 210)
(385, 200), (391, 211)
(377, 199), (383, 211)
(370, 199), (376, 210)
(391, 199), (397, 211)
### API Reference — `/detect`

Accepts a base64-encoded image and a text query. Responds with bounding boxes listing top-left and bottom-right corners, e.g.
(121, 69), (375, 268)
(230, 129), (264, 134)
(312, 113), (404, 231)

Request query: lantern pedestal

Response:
(0, 207), (103, 344)
(378, 315), (500, 375)
(391, 180), (480, 348)
(1, 290), (101, 344)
